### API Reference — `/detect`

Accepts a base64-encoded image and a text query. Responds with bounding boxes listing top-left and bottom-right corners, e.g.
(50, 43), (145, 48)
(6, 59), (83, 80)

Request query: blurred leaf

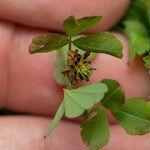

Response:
(111, 98), (150, 135)
(63, 16), (102, 36)
(144, 55), (150, 73)
(55, 50), (69, 86)
(73, 32), (123, 58)
(137, 0), (150, 27)
(145, 0), (150, 27)
(81, 106), (109, 150)
(29, 33), (69, 54)
(64, 83), (108, 118)
(123, 0), (148, 25)
(44, 101), (64, 138)
(114, 0), (150, 62)
(124, 20), (150, 61)
(101, 79), (125, 109)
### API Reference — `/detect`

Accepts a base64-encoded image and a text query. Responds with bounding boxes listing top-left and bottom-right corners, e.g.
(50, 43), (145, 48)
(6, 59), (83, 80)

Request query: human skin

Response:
(0, 0), (150, 150)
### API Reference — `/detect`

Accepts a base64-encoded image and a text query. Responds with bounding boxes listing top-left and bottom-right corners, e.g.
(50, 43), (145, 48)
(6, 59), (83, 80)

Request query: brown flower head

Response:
(62, 49), (95, 84)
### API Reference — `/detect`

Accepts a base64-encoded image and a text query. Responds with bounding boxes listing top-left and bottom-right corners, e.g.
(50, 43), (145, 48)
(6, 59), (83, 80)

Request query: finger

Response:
(0, 116), (87, 150)
(0, 116), (150, 150)
(0, 0), (130, 31)
(0, 21), (16, 108)
(107, 125), (150, 150)
(0, 22), (150, 123)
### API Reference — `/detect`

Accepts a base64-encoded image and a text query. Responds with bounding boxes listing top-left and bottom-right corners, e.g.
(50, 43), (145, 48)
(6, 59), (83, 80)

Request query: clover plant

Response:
(29, 16), (150, 150)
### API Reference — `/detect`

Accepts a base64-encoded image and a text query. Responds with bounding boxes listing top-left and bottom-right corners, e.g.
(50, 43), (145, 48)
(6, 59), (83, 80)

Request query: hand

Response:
(0, 0), (150, 149)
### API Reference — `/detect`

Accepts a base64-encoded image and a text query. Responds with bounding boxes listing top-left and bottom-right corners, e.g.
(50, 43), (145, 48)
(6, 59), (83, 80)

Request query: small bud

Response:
(77, 64), (93, 81)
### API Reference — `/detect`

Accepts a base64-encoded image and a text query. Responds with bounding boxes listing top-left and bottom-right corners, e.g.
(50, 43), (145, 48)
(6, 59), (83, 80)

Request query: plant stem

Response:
(66, 37), (78, 88)
(67, 37), (74, 88)
(69, 37), (72, 50)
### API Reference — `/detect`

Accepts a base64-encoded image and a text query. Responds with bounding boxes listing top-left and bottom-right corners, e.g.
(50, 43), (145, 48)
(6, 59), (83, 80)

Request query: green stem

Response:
(66, 37), (75, 88)
(68, 37), (72, 50)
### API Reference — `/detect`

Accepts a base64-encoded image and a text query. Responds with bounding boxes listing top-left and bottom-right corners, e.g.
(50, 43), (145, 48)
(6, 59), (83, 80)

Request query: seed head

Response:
(62, 50), (95, 84)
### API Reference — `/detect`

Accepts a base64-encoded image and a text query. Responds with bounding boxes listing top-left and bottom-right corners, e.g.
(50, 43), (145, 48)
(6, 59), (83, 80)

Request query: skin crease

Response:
(0, 0), (150, 149)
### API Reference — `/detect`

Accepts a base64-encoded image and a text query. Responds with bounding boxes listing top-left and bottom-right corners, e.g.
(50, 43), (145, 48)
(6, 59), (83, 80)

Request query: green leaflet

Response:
(124, 20), (150, 61)
(63, 16), (102, 36)
(101, 79), (125, 109)
(29, 33), (69, 54)
(111, 98), (150, 135)
(44, 101), (65, 138)
(144, 55), (150, 70)
(81, 106), (110, 150)
(54, 35), (96, 86)
(73, 32), (123, 58)
(64, 83), (108, 118)
(144, 55), (150, 73)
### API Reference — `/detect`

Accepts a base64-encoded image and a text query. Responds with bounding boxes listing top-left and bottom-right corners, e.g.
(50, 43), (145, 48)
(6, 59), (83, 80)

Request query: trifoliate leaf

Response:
(111, 98), (150, 135)
(44, 101), (65, 138)
(101, 79), (125, 109)
(73, 32), (123, 58)
(64, 83), (108, 118)
(54, 35), (96, 86)
(63, 16), (102, 36)
(144, 55), (150, 73)
(81, 106), (110, 150)
(124, 20), (150, 61)
(29, 33), (69, 54)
